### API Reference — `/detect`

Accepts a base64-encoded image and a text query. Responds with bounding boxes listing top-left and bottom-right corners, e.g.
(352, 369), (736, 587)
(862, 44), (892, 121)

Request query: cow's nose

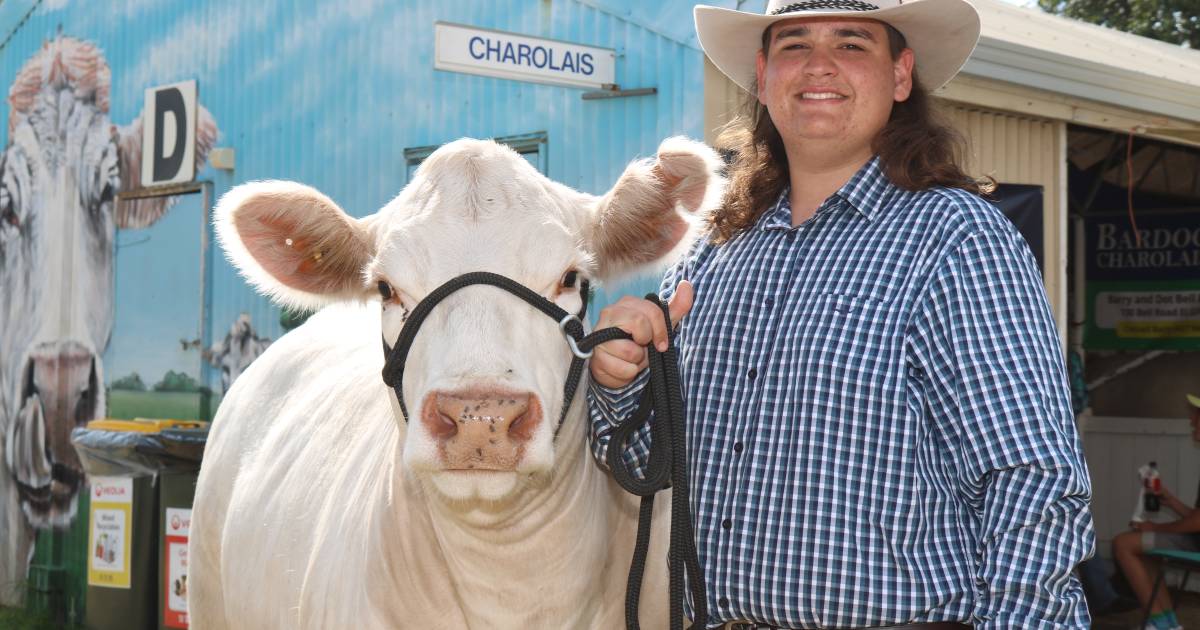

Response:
(10, 340), (98, 525)
(23, 341), (100, 430)
(424, 390), (540, 470)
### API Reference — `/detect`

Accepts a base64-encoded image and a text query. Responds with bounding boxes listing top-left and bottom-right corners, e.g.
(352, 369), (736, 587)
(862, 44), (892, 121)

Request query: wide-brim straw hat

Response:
(695, 0), (981, 93)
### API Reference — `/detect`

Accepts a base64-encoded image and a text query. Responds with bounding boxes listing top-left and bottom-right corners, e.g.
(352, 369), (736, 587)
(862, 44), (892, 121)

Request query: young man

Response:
(587, 1), (1095, 628)
(1112, 394), (1200, 630)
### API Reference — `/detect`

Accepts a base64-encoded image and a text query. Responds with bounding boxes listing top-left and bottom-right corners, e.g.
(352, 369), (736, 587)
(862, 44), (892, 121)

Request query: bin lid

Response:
(86, 418), (207, 433)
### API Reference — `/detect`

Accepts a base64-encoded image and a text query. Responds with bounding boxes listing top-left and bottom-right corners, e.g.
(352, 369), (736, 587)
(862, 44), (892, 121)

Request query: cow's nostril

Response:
(75, 357), (99, 426)
(434, 412), (458, 439)
(21, 359), (37, 400)
(508, 412), (530, 439)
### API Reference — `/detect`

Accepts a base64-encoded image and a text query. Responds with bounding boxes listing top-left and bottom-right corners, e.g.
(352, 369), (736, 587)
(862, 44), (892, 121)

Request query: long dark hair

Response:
(710, 24), (993, 244)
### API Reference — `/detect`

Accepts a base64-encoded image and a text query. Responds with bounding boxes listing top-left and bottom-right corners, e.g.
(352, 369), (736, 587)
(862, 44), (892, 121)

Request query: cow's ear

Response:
(587, 136), (725, 281)
(214, 181), (375, 310)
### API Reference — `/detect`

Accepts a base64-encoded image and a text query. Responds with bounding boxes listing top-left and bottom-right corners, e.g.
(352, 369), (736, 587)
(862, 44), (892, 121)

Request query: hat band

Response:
(771, 0), (881, 15)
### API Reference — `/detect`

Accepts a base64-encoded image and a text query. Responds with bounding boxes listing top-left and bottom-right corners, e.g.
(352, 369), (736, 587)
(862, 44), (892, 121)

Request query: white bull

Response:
(189, 137), (723, 629)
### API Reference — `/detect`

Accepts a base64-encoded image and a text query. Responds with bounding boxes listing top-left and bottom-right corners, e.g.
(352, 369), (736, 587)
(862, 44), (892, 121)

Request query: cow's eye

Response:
(377, 281), (393, 301)
(560, 270), (579, 289)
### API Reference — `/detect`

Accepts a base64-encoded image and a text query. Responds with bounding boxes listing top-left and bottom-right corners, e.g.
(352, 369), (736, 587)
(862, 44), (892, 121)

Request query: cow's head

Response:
(0, 36), (216, 527)
(215, 137), (723, 505)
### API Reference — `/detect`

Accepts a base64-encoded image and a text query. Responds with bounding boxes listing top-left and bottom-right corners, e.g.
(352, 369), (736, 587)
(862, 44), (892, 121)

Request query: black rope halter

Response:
(380, 271), (707, 630)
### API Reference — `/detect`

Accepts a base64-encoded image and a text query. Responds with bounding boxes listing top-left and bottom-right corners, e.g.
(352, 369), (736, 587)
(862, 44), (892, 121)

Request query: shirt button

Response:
(722, 518), (732, 530)
(746, 368), (757, 380)
(718, 597), (730, 608)
(785, 230), (797, 241)
(733, 442), (744, 454)
(764, 296), (774, 308)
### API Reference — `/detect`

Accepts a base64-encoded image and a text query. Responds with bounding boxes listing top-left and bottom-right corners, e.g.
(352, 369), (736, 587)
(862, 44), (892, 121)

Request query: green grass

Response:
(0, 606), (73, 630)
(106, 389), (204, 421)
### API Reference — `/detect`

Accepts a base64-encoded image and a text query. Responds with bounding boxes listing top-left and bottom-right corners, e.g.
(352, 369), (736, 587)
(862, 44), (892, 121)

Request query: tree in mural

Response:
(153, 371), (203, 393)
(1037, 0), (1200, 48)
(110, 372), (147, 391)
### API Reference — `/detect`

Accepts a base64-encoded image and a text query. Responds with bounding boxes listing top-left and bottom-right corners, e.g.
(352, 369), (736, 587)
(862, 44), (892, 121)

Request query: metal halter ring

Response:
(558, 313), (592, 359)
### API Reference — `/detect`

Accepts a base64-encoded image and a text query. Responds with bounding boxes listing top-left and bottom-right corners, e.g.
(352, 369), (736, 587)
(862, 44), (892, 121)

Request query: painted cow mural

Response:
(0, 36), (217, 603)
(204, 313), (272, 397)
(189, 137), (724, 628)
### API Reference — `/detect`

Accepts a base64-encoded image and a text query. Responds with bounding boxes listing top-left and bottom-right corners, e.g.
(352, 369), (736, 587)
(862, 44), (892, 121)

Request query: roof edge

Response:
(963, 35), (1200, 125)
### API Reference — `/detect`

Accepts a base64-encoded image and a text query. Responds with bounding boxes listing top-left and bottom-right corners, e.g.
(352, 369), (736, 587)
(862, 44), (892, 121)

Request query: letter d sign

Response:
(141, 80), (197, 186)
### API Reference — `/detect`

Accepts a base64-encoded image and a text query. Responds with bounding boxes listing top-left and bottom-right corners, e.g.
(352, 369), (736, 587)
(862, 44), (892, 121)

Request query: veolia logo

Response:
(94, 483), (127, 499)
(171, 515), (181, 531)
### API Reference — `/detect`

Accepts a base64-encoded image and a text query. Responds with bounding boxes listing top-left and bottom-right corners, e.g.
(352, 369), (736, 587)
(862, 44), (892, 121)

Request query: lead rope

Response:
(380, 273), (705, 630)
(603, 295), (706, 630)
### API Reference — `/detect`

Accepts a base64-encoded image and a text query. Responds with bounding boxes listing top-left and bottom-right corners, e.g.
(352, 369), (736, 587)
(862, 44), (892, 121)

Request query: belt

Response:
(714, 623), (970, 630)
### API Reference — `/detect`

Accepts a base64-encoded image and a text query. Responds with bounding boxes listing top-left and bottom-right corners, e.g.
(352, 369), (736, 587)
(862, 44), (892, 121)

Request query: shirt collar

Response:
(759, 189), (794, 231)
(757, 156), (894, 231)
(835, 155), (892, 222)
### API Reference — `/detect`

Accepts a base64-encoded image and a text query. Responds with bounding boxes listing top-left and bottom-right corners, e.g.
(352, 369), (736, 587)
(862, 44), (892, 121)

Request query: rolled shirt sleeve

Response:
(586, 254), (692, 478)
(907, 227), (1094, 627)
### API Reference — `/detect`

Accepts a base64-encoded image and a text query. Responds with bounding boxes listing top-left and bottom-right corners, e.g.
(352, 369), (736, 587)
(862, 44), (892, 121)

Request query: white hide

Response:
(190, 137), (724, 629)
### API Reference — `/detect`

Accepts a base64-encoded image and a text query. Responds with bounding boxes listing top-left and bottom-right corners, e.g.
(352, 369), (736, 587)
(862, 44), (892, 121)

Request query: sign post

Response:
(141, 80), (198, 187)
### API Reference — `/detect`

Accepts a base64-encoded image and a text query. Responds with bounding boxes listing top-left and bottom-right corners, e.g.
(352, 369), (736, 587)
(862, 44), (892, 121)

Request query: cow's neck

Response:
(398, 418), (633, 626)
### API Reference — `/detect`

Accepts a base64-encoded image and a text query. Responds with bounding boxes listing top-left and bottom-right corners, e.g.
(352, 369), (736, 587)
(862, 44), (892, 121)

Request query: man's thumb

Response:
(667, 280), (694, 328)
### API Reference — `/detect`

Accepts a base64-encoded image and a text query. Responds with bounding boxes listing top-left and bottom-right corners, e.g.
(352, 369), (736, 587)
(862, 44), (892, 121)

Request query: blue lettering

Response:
(561, 51), (576, 72)
(501, 41), (517, 64)
(532, 46), (548, 68)
(469, 36), (485, 60)
(580, 53), (594, 75)
(517, 43), (532, 66)
(548, 47), (562, 71)
(486, 38), (501, 61)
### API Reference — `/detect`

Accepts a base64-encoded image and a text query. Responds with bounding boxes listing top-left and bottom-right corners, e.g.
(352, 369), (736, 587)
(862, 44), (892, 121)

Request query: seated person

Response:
(1112, 392), (1200, 630)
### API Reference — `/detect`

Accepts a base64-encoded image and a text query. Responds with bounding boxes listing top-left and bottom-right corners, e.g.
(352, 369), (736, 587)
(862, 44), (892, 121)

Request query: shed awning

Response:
(965, 0), (1200, 125)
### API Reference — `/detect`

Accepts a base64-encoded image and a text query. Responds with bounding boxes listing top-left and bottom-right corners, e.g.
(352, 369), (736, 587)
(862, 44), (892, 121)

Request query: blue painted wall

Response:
(0, 0), (722, 407)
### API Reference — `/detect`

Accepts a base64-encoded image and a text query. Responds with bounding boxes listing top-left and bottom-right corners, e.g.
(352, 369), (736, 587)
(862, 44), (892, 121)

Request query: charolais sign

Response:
(1085, 213), (1200, 350)
(434, 22), (616, 90)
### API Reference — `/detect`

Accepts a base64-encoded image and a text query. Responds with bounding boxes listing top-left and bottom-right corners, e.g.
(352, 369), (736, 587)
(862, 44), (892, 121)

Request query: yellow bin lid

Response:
(86, 418), (207, 433)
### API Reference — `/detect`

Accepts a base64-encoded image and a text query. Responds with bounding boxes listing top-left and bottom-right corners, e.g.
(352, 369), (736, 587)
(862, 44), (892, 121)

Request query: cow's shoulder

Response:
(206, 303), (389, 471)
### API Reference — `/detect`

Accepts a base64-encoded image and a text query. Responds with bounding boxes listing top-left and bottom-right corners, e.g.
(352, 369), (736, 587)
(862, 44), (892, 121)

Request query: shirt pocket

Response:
(794, 292), (902, 410)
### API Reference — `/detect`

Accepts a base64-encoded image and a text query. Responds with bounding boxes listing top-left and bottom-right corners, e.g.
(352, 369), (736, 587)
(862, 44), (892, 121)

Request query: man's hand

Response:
(590, 281), (694, 389)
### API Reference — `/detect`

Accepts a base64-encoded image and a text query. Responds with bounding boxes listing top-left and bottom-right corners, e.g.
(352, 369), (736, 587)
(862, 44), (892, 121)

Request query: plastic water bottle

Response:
(1144, 462), (1161, 512)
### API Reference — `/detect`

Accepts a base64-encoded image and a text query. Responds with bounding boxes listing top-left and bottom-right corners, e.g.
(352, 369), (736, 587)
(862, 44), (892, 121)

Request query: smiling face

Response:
(755, 17), (914, 162)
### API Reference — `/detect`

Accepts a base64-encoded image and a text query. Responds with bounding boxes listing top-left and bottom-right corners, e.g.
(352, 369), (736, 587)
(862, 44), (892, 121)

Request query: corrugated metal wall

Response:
(0, 0), (707, 398)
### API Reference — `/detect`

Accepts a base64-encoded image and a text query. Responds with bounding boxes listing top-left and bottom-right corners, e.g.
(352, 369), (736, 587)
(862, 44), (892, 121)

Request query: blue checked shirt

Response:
(587, 157), (1094, 629)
